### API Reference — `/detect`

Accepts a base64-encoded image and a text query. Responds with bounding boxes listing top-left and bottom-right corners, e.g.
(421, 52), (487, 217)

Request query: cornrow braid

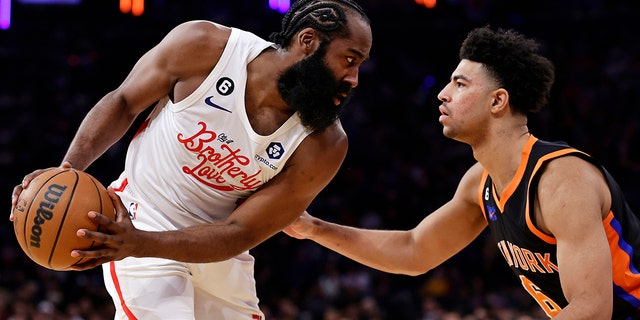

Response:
(269, 0), (369, 48)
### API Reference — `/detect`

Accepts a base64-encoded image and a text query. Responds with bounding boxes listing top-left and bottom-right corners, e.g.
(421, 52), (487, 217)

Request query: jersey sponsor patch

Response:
(266, 142), (284, 159)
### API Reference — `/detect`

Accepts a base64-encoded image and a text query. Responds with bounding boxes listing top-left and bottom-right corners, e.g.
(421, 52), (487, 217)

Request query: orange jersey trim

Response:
(605, 212), (640, 303)
(478, 170), (489, 221)
(524, 147), (590, 244)
(495, 135), (538, 212)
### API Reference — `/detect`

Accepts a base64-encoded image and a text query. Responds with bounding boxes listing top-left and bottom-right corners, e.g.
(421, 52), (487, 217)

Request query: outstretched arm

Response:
(285, 163), (488, 275)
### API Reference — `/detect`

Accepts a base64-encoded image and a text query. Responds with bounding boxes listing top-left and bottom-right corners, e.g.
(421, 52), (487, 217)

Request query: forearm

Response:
(129, 219), (417, 269)
(63, 92), (139, 170)
(305, 217), (425, 275)
(551, 303), (611, 319)
(134, 223), (261, 263)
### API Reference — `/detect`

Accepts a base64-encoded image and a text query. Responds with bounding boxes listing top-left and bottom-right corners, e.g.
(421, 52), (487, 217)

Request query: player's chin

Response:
(441, 126), (456, 139)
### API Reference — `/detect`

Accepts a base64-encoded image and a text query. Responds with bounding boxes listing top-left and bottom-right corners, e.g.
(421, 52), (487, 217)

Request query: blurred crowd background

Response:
(2, 0), (640, 319)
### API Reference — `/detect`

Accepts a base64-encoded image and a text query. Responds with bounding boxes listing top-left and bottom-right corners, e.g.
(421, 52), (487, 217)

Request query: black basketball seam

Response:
(20, 169), (66, 262)
(47, 169), (80, 269)
(70, 174), (103, 268)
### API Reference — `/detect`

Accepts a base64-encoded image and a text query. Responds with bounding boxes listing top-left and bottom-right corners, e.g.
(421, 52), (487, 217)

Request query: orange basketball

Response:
(12, 168), (115, 271)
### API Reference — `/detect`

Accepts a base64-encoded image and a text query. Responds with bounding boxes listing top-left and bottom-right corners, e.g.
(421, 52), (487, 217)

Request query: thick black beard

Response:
(277, 44), (353, 132)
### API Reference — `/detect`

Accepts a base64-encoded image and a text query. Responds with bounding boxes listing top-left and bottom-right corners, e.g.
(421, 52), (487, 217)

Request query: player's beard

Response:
(277, 43), (353, 132)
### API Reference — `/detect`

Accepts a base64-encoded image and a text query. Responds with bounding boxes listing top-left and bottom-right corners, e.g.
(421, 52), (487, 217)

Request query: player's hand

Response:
(10, 161), (73, 221)
(70, 186), (142, 270)
(283, 211), (315, 239)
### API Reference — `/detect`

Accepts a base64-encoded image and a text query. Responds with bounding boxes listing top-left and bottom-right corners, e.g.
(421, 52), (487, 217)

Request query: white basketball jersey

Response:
(111, 26), (312, 231)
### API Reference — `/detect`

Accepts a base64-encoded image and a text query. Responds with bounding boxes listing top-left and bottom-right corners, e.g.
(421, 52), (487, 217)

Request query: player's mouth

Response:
(439, 105), (449, 122)
(333, 92), (348, 106)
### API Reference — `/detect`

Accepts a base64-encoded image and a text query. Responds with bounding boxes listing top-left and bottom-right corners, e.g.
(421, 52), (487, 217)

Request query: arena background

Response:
(1, 0), (640, 319)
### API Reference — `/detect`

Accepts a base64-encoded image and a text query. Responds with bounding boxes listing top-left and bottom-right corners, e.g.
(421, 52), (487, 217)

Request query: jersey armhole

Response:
(478, 170), (489, 222)
(524, 149), (585, 244)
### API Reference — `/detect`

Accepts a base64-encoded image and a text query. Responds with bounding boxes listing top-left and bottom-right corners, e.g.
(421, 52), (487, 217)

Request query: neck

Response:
(472, 126), (531, 193)
(245, 48), (296, 135)
(246, 48), (291, 110)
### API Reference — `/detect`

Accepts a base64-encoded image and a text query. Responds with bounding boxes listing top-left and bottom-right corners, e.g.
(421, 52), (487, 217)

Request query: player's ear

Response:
(296, 28), (316, 54)
(490, 88), (509, 113)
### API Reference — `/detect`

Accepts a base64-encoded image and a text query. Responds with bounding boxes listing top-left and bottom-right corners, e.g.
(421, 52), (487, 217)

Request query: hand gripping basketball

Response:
(12, 166), (116, 271)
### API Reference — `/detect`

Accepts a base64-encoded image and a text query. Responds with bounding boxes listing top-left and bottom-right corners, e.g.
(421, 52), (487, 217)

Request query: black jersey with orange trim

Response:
(478, 135), (640, 319)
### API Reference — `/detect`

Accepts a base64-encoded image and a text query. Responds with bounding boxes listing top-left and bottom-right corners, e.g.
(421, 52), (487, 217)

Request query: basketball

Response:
(12, 168), (116, 271)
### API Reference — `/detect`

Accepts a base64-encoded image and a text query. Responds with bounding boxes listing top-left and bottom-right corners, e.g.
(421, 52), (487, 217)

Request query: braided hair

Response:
(269, 0), (369, 48)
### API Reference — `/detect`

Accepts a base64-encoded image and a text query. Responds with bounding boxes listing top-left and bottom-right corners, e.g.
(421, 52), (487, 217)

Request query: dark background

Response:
(1, 0), (640, 319)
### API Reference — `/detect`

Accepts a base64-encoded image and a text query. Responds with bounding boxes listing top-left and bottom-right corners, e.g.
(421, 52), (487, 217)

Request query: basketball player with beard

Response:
(10, 0), (372, 318)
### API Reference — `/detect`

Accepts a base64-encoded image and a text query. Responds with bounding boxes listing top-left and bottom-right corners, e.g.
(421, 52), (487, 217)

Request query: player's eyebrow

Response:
(348, 48), (368, 61)
(452, 74), (470, 82)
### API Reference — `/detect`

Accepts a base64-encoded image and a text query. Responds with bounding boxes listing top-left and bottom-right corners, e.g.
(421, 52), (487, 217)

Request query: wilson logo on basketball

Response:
(13, 168), (115, 271)
(30, 184), (67, 248)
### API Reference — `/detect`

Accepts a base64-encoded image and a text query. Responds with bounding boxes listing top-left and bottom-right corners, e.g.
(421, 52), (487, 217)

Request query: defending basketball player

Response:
(11, 0), (372, 318)
(284, 26), (640, 319)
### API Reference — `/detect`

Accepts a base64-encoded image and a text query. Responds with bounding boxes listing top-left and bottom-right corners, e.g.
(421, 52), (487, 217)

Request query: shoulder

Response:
(290, 121), (348, 173)
(271, 121), (348, 198)
(458, 162), (485, 198)
(303, 121), (349, 160)
(535, 155), (611, 229)
(162, 20), (232, 52)
(445, 162), (485, 208)
(443, 162), (486, 222)
(537, 155), (610, 201)
(309, 121), (348, 148)
(444, 162), (485, 205)
(172, 20), (231, 38)
(538, 155), (604, 188)
(154, 20), (234, 77)
(460, 162), (485, 188)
